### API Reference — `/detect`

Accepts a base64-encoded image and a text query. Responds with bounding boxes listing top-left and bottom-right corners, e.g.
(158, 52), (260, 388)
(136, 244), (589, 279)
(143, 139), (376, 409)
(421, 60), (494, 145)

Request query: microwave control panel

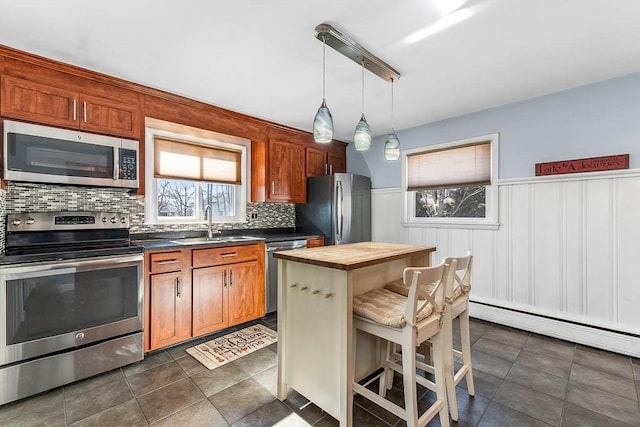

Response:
(119, 148), (137, 180)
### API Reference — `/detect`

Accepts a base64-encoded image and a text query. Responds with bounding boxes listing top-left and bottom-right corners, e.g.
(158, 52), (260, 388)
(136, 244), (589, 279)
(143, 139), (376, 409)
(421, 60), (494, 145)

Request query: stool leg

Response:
(379, 340), (392, 397)
(432, 332), (450, 427)
(443, 313), (458, 421)
(401, 334), (418, 427)
(459, 309), (475, 396)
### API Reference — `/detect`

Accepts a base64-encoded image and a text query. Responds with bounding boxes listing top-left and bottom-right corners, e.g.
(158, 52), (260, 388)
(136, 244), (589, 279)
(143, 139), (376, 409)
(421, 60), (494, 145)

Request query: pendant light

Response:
(353, 60), (371, 151)
(313, 34), (334, 144)
(384, 78), (400, 161)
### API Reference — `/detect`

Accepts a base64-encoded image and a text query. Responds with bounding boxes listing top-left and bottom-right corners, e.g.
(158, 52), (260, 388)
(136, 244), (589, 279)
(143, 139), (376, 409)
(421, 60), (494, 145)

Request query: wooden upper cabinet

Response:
(306, 146), (327, 177)
(268, 130), (306, 203)
(1, 75), (78, 128)
(0, 75), (140, 139)
(306, 144), (347, 177)
(327, 151), (346, 174)
(79, 93), (138, 138)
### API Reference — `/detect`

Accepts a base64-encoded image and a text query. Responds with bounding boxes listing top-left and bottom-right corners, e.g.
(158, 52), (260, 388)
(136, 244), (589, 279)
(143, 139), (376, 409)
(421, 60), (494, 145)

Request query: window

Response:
(402, 133), (499, 228)
(145, 125), (249, 224)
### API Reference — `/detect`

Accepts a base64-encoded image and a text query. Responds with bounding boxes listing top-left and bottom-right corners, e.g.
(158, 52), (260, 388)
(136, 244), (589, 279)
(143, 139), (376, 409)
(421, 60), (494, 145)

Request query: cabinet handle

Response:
(325, 163), (328, 175)
(324, 293), (332, 298)
(223, 270), (227, 287)
(221, 252), (238, 258)
(271, 180), (275, 194)
(156, 259), (179, 265)
(312, 289), (320, 295)
(329, 164), (333, 175)
(289, 283), (297, 288)
(229, 269), (233, 286)
(300, 286), (308, 291)
(83, 101), (87, 122)
(176, 277), (181, 297)
(73, 99), (77, 121)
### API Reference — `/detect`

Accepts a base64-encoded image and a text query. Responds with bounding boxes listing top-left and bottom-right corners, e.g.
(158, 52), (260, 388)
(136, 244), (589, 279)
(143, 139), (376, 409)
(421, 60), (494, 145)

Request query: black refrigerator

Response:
(296, 173), (371, 245)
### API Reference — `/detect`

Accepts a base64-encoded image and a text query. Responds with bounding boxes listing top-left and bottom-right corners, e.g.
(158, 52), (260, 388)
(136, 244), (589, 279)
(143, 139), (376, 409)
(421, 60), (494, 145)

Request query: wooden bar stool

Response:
(351, 260), (456, 427)
(441, 252), (475, 420)
(415, 252), (475, 421)
(386, 252), (475, 421)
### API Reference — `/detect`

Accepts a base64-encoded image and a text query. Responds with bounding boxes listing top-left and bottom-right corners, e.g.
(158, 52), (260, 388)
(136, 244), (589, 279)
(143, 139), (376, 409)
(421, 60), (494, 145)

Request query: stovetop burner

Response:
(2, 211), (143, 264)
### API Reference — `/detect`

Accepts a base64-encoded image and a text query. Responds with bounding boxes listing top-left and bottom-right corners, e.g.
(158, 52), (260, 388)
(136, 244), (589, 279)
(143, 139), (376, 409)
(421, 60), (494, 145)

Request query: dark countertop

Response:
(0, 229), (322, 264)
(131, 228), (322, 249)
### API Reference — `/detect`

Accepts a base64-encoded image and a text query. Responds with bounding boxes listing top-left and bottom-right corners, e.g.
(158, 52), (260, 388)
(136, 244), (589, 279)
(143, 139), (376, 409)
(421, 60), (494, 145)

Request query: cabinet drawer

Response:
(149, 251), (184, 274)
(192, 244), (259, 268)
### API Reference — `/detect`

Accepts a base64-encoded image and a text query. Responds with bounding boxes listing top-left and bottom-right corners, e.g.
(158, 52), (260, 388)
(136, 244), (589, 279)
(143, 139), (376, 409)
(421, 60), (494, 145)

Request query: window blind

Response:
(154, 136), (241, 184)
(407, 142), (491, 190)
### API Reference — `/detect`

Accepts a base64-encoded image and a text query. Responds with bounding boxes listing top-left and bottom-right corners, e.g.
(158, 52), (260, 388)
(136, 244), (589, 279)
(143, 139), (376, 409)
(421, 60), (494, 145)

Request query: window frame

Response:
(402, 133), (499, 229)
(144, 125), (249, 225)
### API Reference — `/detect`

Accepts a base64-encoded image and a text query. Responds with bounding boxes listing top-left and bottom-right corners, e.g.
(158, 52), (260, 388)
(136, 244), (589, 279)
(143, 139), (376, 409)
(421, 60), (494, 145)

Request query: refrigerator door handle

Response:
(336, 180), (343, 242)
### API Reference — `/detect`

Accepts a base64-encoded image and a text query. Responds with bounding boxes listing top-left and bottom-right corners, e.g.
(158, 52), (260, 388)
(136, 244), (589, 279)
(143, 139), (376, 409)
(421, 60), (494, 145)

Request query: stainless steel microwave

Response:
(2, 120), (139, 189)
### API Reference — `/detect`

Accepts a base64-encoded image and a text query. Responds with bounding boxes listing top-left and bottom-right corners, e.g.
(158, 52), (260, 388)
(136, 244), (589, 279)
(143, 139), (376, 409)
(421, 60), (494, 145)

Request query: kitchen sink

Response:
(169, 235), (259, 245)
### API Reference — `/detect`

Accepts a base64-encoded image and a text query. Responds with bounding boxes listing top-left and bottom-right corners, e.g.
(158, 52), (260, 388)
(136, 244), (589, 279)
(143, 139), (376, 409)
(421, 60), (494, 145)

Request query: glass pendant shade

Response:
(313, 34), (333, 144)
(353, 114), (372, 151)
(313, 99), (333, 143)
(384, 77), (400, 160)
(384, 131), (400, 160)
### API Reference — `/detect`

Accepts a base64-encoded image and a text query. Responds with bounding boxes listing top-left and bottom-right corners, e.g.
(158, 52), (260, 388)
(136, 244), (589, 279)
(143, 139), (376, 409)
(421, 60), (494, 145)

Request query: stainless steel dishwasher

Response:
(266, 239), (308, 314)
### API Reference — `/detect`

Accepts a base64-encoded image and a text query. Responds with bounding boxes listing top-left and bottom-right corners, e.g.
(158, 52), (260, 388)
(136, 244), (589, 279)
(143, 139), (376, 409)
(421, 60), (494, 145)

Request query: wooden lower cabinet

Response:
(146, 242), (265, 351)
(192, 266), (228, 336)
(149, 271), (192, 349)
(192, 260), (262, 337)
(227, 260), (260, 325)
(307, 237), (325, 248)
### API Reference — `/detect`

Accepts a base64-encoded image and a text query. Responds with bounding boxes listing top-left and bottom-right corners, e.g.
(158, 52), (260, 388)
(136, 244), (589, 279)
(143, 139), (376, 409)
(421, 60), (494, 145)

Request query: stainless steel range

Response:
(0, 211), (144, 405)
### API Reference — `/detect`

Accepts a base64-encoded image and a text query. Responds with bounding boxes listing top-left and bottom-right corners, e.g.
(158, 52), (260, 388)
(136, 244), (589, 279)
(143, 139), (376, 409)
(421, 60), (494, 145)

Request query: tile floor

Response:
(1, 314), (639, 426)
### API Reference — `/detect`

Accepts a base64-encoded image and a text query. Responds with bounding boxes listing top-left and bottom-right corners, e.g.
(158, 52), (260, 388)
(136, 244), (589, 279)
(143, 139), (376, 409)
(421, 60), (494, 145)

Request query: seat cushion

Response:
(384, 279), (464, 301)
(353, 288), (433, 328)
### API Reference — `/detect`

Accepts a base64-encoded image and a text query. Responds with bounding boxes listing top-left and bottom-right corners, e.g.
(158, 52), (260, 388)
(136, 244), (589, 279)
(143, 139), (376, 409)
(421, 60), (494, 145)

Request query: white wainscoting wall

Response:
(371, 170), (640, 357)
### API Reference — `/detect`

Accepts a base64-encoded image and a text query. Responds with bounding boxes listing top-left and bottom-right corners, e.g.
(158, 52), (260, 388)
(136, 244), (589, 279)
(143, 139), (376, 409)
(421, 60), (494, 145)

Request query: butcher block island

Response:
(274, 242), (436, 427)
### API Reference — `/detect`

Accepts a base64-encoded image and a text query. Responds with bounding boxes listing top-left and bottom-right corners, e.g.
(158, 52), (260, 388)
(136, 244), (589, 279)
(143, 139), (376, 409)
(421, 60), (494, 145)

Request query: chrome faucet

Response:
(204, 205), (220, 239)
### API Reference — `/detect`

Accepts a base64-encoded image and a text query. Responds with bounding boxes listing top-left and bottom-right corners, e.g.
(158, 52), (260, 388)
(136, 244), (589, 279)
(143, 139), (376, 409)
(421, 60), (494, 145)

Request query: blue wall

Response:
(348, 73), (640, 189)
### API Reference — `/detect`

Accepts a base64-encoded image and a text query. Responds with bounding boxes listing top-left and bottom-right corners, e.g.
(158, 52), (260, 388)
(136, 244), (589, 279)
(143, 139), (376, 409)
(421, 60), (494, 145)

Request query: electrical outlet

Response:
(250, 212), (259, 220)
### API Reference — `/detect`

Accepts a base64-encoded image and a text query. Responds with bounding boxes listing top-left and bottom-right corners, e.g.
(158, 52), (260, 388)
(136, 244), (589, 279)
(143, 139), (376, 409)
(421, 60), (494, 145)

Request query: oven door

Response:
(0, 254), (143, 366)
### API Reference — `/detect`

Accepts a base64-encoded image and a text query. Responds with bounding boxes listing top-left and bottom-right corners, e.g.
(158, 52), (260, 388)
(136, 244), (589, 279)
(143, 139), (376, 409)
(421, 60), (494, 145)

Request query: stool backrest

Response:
(443, 251), (473, 300)
(402, 259), (457, 326)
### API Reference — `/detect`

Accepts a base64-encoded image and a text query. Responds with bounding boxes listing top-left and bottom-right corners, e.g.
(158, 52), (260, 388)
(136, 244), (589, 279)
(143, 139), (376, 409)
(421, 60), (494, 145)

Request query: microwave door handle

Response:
(113, 147), (119, 180)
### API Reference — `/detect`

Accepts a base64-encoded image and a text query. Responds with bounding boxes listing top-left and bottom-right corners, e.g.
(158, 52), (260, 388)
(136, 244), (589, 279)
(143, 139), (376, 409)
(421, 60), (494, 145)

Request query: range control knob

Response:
(120, 217), (127, 223)
(11, 219), (21, 226)
(25, 217), (36, 225)
(110, 216), (117, 224)
(102, 217), (108, 223)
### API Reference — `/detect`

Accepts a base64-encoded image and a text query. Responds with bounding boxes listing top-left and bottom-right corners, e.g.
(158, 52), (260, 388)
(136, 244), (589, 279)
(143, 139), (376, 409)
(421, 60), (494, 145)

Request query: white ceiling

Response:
(1, 0), (639, 142)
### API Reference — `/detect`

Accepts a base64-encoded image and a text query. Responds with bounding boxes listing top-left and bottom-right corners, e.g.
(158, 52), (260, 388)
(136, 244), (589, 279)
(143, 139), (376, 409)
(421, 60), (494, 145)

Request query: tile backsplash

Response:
(0, 183), (295, 253)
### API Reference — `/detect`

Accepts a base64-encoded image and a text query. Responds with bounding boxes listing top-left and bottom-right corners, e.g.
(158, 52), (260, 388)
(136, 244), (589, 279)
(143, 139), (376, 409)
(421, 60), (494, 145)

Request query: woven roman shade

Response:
(407, 142), (491, 190)
(154, 136), (242, 184)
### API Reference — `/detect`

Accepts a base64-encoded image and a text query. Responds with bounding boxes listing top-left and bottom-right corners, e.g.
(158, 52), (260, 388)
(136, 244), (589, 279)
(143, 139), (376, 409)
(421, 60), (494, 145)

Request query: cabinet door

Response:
(80, 94), (139, 139)
(306, 146), (327, 177)
(192, 266), (228, 337)
(327, 151), (346, 174)
(228, 260), (263, 326)
(150, 271), (191, 350)
(268, 138), (306, 203)
(1, 75), (78, 129)
(307, 237), (325, 248)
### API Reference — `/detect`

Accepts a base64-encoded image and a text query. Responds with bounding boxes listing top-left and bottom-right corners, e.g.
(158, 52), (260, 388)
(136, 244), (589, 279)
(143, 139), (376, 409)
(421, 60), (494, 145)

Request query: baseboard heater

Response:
(469, 300), (640, 358)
